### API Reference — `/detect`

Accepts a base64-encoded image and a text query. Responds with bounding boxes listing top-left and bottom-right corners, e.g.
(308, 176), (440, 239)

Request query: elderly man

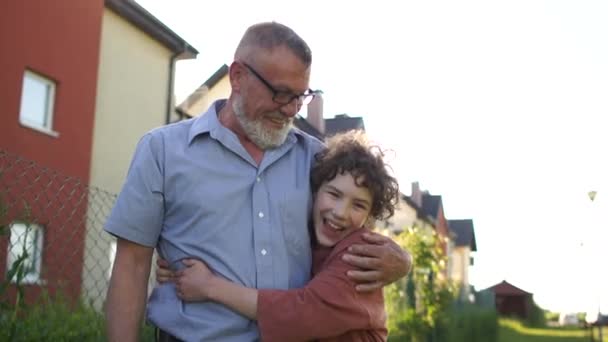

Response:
(105, 22), (411, 342)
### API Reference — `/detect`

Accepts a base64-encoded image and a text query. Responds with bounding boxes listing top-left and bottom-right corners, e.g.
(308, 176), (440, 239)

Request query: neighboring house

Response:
(176, 65), (364, 141)
(481, 280), (533, 320)
(448, 219), (477, 301)
(324, 114), (365, 137)
(382, 190), (434, 236)
(0, 0), (197, 309)
(176, 64), (230, 119)
(410, 182), (454, 277)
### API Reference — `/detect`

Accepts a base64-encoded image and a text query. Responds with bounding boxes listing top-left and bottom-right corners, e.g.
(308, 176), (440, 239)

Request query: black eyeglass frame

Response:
(241, 62), (320, 106)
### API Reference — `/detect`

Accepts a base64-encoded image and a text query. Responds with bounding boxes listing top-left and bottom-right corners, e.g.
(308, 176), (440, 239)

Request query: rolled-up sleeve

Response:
(105, 132), (165, 247)
(257, 253), (381, 341)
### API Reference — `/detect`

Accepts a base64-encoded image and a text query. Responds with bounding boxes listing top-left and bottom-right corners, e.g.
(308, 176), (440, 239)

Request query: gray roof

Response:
(294, 115), (324, 140)
(422, 194), (442, 219)
(324, 114), (365, 136)
(448, 219), (477, 251)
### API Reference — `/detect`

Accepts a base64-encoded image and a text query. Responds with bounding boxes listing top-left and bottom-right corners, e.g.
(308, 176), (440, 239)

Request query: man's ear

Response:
(229, 61), (245, 93)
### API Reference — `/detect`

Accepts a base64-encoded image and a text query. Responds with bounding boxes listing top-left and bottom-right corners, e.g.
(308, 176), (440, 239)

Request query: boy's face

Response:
(313, 172), (373, 247)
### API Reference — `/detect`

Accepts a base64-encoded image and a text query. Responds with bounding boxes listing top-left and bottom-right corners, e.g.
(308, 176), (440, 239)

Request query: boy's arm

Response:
(256, 254), (381, 342)
(175, 259), (258, 319)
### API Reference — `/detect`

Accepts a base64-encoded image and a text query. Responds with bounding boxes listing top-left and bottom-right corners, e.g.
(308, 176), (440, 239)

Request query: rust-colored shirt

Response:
(257, 229), (387, 342)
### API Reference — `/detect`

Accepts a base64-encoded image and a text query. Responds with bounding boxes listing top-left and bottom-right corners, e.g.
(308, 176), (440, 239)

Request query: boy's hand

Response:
(155, 257), (176, 283)
(175, 259), (216, 301)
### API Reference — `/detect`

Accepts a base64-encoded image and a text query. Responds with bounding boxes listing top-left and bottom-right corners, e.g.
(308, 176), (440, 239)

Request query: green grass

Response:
(498, 318), (599, 342)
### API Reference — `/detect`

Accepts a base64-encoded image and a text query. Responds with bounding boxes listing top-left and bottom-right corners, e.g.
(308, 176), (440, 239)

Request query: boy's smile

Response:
(313, 172), (372, 247)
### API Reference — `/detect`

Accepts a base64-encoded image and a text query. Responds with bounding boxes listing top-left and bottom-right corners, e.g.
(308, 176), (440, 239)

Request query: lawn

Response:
(499, 318), (600, 342)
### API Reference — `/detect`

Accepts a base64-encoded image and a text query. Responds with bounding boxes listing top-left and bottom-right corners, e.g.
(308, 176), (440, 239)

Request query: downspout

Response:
(165, 47), (185, 125)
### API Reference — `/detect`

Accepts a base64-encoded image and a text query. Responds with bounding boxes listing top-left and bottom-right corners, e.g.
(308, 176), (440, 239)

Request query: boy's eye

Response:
(327, 191), (339, 198)
(354, 203), (368, 210)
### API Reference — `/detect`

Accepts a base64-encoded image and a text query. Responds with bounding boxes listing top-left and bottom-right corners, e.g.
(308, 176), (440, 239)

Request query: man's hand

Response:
(342, 231), (412, 292)
(155, 257), (176, 284)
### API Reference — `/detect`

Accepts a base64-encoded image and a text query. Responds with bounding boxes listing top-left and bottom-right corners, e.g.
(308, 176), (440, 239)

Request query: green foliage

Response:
(384, 226), (456, 341)
(436, 303), (499, 342)
(0, 297), (105, 341)
(544, 310), (559, 323)
(525, 300), (547, 328)
(0, 294), (156, 341)
(0, 197), (157, 341)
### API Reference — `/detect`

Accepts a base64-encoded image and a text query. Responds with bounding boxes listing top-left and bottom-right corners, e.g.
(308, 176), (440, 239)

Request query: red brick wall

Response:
(0, 0), (104, 304)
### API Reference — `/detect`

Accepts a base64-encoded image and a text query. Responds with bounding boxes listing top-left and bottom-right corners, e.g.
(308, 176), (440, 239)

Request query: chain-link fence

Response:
(0, 149), (124, 331)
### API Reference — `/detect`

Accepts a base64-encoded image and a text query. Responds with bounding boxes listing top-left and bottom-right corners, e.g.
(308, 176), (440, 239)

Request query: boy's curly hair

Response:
(311, 130), (400, 221)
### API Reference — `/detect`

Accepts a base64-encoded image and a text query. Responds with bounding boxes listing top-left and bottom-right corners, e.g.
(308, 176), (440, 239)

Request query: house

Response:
(175, 64), (364, 141)
(410, 182), (454, 277)
(481, 280), (533, 319)
(448, 219), (477, 301)
(324, 114), (365, 137)
(382, 191), (434, 236)
(0, 0), (197, 309)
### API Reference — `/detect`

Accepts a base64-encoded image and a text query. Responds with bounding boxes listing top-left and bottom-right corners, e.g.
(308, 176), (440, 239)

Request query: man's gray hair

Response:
(235, 22), (312, 66)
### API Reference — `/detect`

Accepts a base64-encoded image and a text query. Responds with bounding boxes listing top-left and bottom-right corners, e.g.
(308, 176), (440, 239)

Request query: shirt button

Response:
(256, 177), (261, 182)
(261, 249), (267, 256)
(258, 212), (264, 218)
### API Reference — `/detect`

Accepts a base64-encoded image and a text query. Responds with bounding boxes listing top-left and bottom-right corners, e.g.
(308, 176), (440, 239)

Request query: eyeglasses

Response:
(241, 62), (320, 106)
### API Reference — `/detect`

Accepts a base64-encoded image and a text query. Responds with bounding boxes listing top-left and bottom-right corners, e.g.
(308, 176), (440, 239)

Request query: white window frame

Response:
(6, 222), (44, 284)
(19, 70), (59, 137)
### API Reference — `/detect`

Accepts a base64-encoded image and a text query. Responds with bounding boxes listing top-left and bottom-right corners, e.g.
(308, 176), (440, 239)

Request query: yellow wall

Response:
(382, 200), (419, 234)
(450, 246), (472, 298)
(90, 8), (172, 193)
(184, 74), (231, 116)
(84, 8), (174, 310)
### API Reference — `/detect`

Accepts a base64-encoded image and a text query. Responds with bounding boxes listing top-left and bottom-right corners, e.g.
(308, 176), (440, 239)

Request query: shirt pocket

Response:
(280, 190), (311, 257)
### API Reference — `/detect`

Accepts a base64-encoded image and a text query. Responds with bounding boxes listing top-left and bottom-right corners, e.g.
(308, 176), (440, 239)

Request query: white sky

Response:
(135, 0), (608, 314)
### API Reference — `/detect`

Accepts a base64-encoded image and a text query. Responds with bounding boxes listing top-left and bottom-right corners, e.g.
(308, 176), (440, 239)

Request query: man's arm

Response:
(342, 231), (412, 292)
(106, 238), (154, 342)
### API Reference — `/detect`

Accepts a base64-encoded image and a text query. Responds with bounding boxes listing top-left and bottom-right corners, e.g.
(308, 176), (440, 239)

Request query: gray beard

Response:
(232, 97), (292, 150)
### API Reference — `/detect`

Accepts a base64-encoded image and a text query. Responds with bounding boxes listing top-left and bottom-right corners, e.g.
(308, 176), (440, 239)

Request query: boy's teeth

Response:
(328, 221), (341, 230)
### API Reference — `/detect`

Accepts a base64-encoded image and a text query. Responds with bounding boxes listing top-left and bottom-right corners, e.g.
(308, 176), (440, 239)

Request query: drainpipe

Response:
(165, 51), (179, 124)
(166, 44), (190, 124)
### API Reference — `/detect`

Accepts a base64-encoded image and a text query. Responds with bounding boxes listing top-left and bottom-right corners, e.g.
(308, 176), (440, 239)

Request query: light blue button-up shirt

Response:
(105, 100), (324, 341)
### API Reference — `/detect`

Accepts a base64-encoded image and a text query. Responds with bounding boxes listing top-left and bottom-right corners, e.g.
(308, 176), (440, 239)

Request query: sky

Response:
(135, 0), (608, 314)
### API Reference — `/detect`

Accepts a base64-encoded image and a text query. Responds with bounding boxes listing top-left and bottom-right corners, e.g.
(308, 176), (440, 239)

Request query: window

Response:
(19, 70), (57, 136)
(6, 222), (44, 284)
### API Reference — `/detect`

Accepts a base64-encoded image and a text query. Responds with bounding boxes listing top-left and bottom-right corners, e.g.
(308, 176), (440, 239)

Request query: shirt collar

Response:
(187, 100), (226, 144)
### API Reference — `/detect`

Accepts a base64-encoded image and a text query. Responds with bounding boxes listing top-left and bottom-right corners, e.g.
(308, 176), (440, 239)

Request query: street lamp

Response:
(588, 191), (603, 342)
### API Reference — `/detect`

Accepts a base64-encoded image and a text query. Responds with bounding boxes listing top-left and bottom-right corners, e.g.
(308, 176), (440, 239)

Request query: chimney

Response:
(411, 182), (423, 208)
(306, 93), (325, 134)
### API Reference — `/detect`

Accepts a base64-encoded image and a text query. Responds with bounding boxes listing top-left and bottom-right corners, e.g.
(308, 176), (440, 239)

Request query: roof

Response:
(401, 194), (435, 226)
(324, 114), (365, 136)
(448, 219), (477, 251)
(105, 0), (198, 58)
(202, 64), (230, 89)
(422, 194), (442, 219)
(294, 115), (324, 140)
(178, 64), (229, 116)
(486, 280), (532, 296)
